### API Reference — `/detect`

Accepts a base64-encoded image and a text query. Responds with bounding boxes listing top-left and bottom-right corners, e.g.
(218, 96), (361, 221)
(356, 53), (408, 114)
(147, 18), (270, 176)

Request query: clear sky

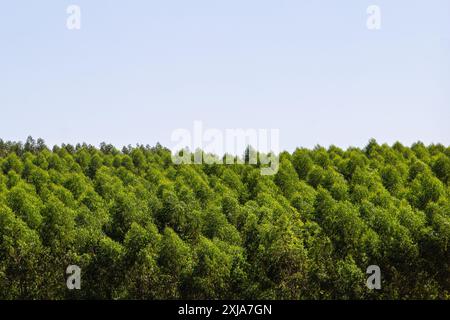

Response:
(1, 0), (449, 151)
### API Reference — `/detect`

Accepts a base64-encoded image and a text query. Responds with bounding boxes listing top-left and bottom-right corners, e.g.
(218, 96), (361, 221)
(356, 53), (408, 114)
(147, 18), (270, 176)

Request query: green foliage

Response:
(0, 138), (449, 299)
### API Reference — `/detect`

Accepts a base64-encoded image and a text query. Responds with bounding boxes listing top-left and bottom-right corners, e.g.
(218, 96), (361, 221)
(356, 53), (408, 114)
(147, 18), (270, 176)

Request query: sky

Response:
(0, 0), (449, 152)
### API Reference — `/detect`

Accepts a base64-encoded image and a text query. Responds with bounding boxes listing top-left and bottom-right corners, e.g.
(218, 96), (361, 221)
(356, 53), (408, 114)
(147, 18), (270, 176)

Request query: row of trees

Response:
(0, 137), (449, 299)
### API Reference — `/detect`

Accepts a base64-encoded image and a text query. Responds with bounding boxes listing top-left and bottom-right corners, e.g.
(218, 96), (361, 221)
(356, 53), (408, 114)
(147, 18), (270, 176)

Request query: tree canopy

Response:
(0, 137), (449, 299)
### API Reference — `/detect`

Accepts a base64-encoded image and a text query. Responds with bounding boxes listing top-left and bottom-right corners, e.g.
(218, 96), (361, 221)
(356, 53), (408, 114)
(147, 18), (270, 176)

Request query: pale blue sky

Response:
(1, 1), (449, 151)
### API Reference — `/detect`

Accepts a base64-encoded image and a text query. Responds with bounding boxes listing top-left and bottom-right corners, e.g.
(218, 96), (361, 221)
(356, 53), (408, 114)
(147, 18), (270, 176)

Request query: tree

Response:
(0, 204), (44, 299)
(158, 227), (193, 298)
(433, 154), (450, 185)
(7, 184), (43, 230)
(0, 139), (449, 299)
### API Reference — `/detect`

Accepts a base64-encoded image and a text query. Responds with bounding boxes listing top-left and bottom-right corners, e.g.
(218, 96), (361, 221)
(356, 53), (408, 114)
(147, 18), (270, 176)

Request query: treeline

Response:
(0, 137), (449, 299)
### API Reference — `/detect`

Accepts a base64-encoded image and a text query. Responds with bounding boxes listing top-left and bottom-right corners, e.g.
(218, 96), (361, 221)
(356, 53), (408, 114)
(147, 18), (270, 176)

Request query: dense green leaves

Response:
(0, 138), (449, 299)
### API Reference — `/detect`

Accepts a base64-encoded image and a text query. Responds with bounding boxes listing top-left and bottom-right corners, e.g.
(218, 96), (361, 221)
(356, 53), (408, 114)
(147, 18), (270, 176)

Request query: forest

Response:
(0, 137), (449, 299)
